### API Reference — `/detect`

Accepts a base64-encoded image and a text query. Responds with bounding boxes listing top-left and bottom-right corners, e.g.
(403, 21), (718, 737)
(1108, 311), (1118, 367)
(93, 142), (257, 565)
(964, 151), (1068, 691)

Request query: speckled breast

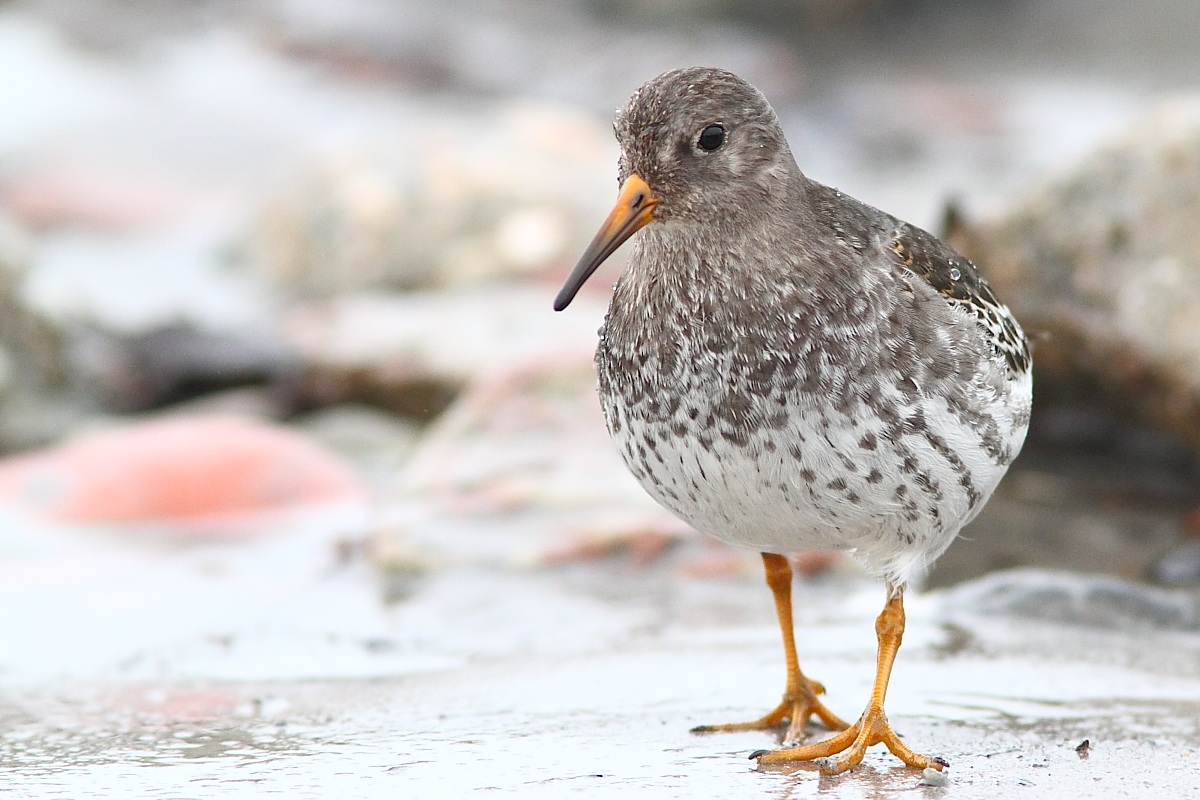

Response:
(593, 292), (1032, 585)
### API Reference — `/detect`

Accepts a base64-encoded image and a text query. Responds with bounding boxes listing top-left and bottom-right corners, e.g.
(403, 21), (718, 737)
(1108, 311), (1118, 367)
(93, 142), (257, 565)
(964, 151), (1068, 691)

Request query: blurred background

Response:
(3, 0), (1200, 795)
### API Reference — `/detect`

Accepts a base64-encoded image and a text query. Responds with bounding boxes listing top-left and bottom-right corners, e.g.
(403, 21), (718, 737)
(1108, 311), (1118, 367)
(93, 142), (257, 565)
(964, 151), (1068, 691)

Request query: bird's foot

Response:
(752, 705), (947, 776)
(691, 679), (849, 742)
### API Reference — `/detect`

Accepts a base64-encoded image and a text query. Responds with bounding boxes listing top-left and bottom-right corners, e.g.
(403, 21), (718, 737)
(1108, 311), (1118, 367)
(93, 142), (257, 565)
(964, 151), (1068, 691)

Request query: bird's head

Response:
(554, 67), (797, 311)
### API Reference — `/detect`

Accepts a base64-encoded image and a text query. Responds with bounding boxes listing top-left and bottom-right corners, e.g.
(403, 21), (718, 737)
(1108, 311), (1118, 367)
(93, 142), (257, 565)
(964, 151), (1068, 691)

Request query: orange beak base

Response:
(553, 174), (658, 311)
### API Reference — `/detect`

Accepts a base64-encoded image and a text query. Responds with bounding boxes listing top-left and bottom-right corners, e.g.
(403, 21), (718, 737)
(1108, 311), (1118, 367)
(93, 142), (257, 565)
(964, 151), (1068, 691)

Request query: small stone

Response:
(919, 766), (950, 786)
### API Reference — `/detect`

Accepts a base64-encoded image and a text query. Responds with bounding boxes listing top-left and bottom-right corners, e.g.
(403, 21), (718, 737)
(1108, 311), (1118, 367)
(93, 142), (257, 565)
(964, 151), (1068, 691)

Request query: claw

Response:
(756, 706), (942, 775)
(691, 682), (848, 740)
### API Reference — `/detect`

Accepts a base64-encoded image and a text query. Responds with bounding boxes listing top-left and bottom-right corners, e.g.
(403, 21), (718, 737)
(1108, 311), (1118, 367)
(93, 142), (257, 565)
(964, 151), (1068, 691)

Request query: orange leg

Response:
(693, 553), (849, 742)
(754, 585), (948, 775)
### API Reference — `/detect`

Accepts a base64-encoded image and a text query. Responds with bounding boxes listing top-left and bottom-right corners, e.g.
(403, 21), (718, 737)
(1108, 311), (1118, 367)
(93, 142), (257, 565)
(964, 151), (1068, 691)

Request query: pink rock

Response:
(0, 416), (364, 526)
(0, 163), (192, 232)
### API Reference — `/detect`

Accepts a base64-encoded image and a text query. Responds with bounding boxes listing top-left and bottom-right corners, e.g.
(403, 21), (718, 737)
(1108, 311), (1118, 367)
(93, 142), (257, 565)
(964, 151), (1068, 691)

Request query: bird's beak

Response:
(554, 173), (658, 311)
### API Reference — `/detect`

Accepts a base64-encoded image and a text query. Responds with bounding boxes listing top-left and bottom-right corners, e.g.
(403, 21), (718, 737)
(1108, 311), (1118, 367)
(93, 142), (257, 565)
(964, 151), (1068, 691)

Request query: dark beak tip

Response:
(554, 173), (655, 314)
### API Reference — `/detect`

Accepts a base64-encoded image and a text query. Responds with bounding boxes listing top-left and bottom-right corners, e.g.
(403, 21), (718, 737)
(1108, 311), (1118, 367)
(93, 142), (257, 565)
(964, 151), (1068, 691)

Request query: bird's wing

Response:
(888, 221), (1031, 376)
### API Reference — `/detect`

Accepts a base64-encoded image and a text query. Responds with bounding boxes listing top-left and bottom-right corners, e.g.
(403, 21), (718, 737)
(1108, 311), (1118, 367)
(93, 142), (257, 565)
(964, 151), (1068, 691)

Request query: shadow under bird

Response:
(554, 67), (1032, 774)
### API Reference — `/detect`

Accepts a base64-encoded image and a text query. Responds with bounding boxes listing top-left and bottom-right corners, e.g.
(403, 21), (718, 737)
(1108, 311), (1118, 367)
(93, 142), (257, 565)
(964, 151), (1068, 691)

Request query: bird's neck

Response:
(608, 218), (792, 343)
(622, 182), (814, 306)
(605, 174), (861, 353)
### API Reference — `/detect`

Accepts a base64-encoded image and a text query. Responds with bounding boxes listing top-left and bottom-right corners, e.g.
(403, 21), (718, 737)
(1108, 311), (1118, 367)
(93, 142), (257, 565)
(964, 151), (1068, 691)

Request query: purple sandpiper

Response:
(554, 66), (1032, 775)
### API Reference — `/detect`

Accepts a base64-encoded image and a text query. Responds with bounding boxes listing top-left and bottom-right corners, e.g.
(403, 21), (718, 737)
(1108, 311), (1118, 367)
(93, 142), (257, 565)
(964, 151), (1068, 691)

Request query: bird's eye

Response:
(696, 124), (726, 152)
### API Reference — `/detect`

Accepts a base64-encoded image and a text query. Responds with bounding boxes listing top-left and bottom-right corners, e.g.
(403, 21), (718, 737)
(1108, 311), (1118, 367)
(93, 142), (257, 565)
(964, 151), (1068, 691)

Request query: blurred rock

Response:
(68, 324), (301, 413)
(280, 285), (605, 420)
(371, 361), (702, 571)
(0, 162), (191, 232)
(945, 567), (1200, 632)
(0, 213), (64, 391)
(7, 220), (298, 428)
(952, 98), (1200, 448)
(0, 213), (81, 451)
(0, 415), (365, 531)
(1150, 540), (1200, 587)
(248, 101), (615, 296)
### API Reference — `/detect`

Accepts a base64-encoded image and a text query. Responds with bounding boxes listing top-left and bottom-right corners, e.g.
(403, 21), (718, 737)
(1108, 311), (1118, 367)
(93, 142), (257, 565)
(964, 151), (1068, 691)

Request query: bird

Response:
(552, 67), (1032, 775)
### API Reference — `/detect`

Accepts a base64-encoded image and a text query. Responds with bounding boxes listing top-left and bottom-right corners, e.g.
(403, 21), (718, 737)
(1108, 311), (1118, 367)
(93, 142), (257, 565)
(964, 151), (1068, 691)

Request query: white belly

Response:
(602, 367), (1032, 587)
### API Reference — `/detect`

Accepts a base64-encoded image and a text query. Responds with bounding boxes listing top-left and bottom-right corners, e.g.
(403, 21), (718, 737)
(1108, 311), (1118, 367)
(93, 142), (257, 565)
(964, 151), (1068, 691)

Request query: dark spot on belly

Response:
(913, 471), (943, 500)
